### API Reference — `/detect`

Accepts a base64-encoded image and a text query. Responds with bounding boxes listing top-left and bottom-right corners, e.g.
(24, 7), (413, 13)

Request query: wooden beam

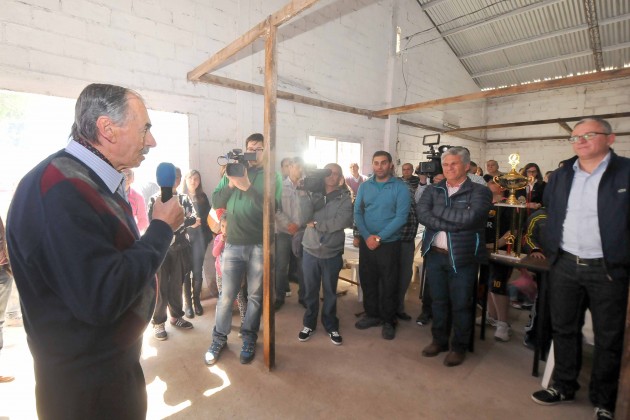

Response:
(187, 0), (321, 80)
(262, 22), (278, 371)
(398, 119), (484, 142)
(198, 74), (381, 118)
(616, 288), (630, 418)
(558, 121), (573, 133)
(486, 131), (630, 142)
(444, 112), (630, 133)
(373, 67), (630, 117)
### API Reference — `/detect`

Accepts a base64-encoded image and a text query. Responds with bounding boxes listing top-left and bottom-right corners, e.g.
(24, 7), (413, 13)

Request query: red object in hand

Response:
(506, 243), (513, 255)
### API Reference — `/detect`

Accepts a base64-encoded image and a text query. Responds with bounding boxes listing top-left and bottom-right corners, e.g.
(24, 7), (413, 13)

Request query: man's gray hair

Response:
(70, 83), (141, 144)
(574, 117), (613, 134)
(441, 146), (471, 165)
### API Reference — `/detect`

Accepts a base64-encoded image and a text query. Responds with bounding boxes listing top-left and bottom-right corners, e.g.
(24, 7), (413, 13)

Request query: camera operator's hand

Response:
(227, 169), (251, 192)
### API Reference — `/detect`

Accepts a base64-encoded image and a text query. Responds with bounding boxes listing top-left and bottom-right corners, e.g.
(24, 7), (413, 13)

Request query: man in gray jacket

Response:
(298, 163), (353, 345)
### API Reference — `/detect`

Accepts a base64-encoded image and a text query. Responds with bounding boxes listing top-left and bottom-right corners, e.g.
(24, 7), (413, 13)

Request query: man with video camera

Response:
(204, 133), (282, 366)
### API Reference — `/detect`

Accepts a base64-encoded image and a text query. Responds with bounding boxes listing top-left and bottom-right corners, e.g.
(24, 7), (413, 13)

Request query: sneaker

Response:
(298, 326), (315, 342)
(382, 323), (396, 340)
(204, 340), (226, 365)
(285, 291), (292, 297)
(153, 323), (167, 341)
(494, 321), (512, 342)
(531, 387), (575, 405)
(240, 341), (256, 364)
(475, 314), (498, 327)
(329, 331), (342, 345)
(170, 317), (193, 329)
(355, 316), (382, 330)
(416, 312), (432, 326)
(594, 407), (614, 419)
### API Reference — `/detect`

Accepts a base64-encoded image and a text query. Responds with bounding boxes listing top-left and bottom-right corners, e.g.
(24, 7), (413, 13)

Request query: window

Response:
(306, 135), (362, 174)
(0, 89), (189, 219)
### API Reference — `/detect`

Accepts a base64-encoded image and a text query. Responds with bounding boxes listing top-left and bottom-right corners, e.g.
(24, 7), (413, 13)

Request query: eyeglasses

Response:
(568, 132), (609, 143)
(246, 148), (264, 153)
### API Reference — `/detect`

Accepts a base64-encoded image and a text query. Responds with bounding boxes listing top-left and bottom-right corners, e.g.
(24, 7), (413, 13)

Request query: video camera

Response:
(298, 164), (332, 195)
(416, 134), (451, 179)
(217, 149), (257, 177)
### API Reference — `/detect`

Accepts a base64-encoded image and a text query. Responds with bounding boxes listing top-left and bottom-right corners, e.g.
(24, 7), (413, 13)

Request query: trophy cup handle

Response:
(493, 175), (500, 184)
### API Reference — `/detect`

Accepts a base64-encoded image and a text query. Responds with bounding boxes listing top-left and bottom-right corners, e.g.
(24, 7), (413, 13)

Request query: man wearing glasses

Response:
(531, 118), (629, 420)
(205, 133), (282, 366)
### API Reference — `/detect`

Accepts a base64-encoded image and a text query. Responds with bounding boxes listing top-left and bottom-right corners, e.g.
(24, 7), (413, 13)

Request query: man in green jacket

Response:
(204, 133), (282, 366)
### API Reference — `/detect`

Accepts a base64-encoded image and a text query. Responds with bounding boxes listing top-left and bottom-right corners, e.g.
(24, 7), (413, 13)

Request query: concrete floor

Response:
(0, 271), (597, 420)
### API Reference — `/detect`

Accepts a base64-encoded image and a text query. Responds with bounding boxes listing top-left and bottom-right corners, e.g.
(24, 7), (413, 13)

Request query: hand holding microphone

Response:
(152, 162), (184, 231)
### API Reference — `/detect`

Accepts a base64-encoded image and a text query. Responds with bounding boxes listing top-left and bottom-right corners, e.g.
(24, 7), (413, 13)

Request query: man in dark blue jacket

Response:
(531, 118), (628, 420)
(417, 147), (492, 367)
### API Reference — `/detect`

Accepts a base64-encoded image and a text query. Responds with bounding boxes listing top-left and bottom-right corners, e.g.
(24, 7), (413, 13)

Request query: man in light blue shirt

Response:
(531, 117), (629, 420)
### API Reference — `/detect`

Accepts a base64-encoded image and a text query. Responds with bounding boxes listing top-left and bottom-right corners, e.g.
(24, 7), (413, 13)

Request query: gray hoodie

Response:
(302, 188), (354, 259)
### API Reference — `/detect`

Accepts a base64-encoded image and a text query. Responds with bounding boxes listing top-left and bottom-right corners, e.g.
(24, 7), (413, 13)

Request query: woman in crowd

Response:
(518, 162), (546, 212)
(298, 163), (354, 345)
(183, 169), (213, 317)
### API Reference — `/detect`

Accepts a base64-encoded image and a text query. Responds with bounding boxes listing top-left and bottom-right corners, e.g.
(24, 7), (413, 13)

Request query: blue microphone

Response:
(156, 162), (176, 203)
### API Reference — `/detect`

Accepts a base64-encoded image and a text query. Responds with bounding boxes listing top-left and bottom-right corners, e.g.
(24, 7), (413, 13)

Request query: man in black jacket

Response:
(531, 117), (628, 420)
(417, 147), (492, 367)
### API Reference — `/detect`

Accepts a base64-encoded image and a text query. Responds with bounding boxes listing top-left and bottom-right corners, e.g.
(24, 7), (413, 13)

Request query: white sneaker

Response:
(494, 321), (512, 342)
(475, 314), (498, 327)
(285, 291), (292, 297)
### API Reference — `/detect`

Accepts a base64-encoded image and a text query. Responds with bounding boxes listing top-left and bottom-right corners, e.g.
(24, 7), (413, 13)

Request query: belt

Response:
(431, 246), (449, 255)
(559, 249), (604, 267)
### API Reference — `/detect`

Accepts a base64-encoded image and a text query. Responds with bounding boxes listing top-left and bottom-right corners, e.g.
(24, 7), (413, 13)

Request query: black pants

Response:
(35, 360), (146, 420)
(549, 254), (628, 411)
(153, 244), (190, 324)
(359, 239), (400, 324)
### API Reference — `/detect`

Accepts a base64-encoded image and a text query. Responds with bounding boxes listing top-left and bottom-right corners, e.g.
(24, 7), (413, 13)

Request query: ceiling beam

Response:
(198, 74), (382, 118)
(399, 119), (484, 142)
(583, 0), (605, 71)
(439, 0), (564, 38)
(373, 67), (630, 117)
(459, 13), (630, 61)
(418, 0), (451, 12)
(444, 112), (630, 133)
(558, 121), (573, 133)
(487, 131), (630, 143)
(187, 0), (321, 81)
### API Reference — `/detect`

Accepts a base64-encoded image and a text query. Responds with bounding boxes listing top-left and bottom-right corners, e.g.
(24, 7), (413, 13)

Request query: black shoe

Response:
(355, 316), (382, 330)
(170, 317), (193, 329)
(531, 387), (575, 405)
(185, 307), (195, 319)
(329, 331), (342, 345)
(382, 323), (396, 340)
(193, 301), (203, 316)
(298, 326), (315, 342)
(396, 312), (411, 321)
(594, 407), (614, 419)
(416, 312), (432, 326)
(240, 341), (256, 364)
(274, 300), (284, 311)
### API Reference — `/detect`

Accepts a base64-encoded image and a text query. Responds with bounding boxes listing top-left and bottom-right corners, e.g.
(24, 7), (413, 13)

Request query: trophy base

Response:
(491, 250), (525, 261)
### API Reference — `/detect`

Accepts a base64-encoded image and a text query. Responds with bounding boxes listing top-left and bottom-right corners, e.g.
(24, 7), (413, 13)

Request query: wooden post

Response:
(616, 288), (630, 417)
(262, 20), (278, 371)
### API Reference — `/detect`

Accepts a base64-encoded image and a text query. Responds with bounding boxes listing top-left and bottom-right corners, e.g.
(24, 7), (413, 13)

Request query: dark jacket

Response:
(516, 180), (546, 205)
(417, 178), (492, 270)
(542, 151), (630, 282)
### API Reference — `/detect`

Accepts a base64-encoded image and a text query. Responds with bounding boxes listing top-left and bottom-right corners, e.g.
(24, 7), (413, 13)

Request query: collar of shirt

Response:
(572, 150), (611, 175)
(65, 140), (124, 197)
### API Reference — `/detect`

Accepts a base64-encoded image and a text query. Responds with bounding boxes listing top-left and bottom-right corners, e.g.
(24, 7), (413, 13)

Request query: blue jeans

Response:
(213, 244), (263, 344)
(425, 250), (478, 353)
(302, 251), (343, 332)
(0, 269), (13, 351)
(549, 254), (628, 411)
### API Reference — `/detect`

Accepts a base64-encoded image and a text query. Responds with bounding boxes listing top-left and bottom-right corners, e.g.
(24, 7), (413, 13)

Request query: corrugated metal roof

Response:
(415, 0), (630, 90)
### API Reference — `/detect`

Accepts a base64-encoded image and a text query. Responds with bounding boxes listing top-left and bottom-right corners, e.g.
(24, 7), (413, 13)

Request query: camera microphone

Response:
(156, 162), (176, 203)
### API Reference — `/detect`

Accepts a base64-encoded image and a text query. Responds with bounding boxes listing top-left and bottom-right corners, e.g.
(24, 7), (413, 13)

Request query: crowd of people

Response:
(0, 83), (625, 420)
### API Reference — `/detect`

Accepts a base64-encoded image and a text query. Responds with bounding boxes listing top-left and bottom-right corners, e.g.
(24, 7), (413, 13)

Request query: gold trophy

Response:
(493, 153), (529, 205)
(492, 153), (533, 259)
